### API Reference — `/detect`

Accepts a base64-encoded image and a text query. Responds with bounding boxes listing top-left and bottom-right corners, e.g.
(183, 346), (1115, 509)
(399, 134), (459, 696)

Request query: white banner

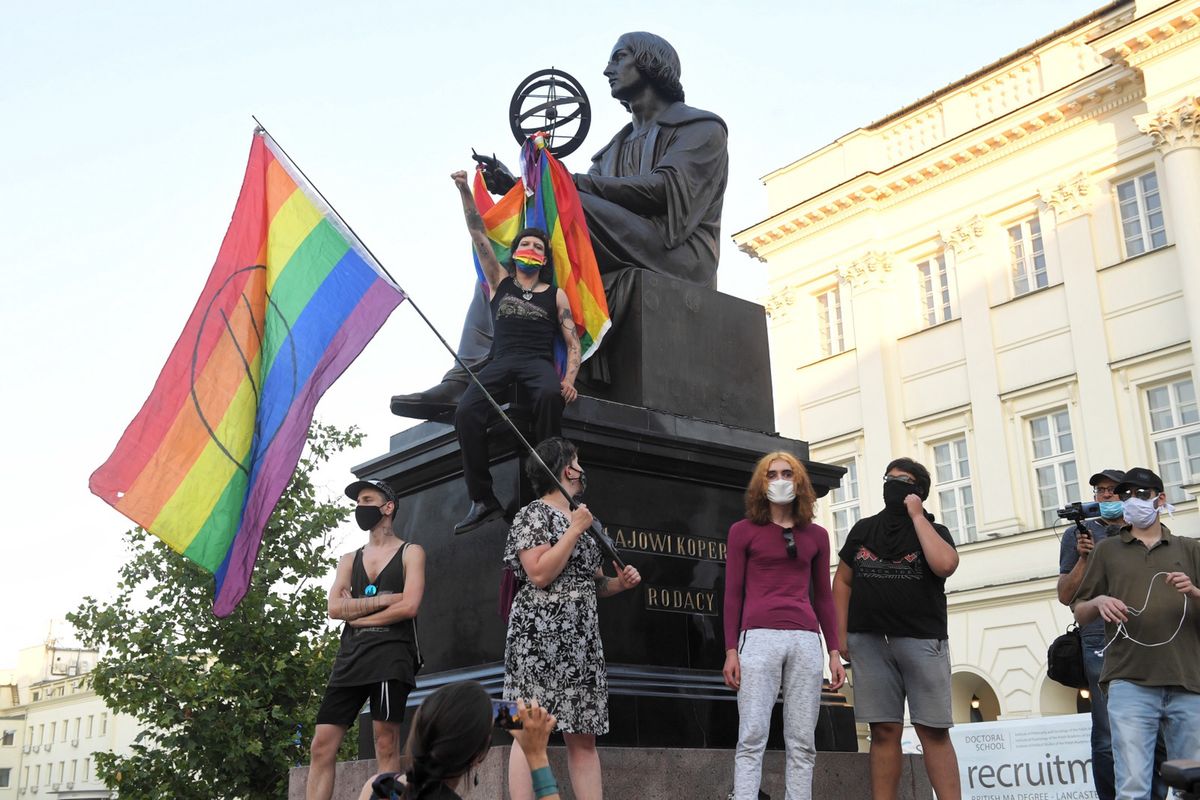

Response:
(947, 715), (1097, 800)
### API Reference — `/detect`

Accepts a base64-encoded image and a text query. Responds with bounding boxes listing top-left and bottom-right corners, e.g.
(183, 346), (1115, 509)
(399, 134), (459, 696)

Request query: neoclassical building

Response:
(734, 0), (1200, 722)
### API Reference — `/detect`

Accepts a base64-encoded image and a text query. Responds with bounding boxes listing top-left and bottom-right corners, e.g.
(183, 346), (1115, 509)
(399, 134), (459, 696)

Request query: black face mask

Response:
(355, 504), (385, 531)
(883, 480), (919, 513)
(567, 468), (587, 504)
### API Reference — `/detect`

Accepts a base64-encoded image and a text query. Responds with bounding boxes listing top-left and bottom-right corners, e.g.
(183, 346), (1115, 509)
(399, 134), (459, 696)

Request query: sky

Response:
(0, 0), (1102, 660)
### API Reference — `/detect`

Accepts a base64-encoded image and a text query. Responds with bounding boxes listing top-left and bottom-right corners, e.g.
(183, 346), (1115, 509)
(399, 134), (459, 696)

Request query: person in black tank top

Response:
(307, 479), (426, 800)
(449, 169), (584, 534)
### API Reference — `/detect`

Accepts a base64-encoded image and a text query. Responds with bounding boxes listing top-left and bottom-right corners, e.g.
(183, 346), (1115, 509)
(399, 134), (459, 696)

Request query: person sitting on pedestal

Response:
(391, 31), (728, 417)
(449, 170), (582, 534)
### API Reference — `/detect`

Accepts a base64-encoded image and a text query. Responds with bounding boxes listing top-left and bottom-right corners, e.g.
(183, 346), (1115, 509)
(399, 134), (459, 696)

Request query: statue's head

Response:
(608, 32), (685, 108)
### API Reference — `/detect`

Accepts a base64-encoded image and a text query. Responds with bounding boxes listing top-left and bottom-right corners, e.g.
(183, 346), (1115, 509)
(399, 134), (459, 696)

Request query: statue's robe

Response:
(576, 101), (728, 289)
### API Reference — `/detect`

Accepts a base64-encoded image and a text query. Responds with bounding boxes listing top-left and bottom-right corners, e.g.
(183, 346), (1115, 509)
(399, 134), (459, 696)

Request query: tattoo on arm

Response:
(561, 306), (582, 376)
(458, 184), (503, 287)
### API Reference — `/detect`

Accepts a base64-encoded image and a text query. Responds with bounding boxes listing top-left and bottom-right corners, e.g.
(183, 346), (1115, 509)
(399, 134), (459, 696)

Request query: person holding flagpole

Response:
(449, 169), (583, 535)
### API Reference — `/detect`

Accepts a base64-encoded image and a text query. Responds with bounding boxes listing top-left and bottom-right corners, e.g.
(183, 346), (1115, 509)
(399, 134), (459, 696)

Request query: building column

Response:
(1137, 97), (1200, 385)
(1039, 173), (1124, 468)
(839, 251), (902, 507)
(940, 218), (1021, 536)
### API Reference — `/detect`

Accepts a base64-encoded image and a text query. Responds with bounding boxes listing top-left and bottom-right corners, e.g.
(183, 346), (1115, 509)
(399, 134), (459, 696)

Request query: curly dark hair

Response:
(885, 457), (931, 500)
(527, 437), (578, 497)
(615, 32), (685, 105)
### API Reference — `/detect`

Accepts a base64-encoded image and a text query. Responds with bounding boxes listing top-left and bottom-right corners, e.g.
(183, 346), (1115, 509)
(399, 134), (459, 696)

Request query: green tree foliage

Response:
(69, 422), (363, 799)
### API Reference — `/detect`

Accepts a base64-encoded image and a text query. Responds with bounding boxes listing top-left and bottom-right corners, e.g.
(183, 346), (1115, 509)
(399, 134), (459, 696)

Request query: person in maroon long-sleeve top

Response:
(722, 451), (845, 800)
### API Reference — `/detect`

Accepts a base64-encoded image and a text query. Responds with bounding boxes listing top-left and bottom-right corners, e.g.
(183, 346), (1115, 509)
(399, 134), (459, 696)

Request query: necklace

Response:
(516, 279), (537, 301)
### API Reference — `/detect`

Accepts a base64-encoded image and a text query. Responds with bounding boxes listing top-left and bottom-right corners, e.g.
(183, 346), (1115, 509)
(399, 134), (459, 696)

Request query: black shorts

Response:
(316, 679), (412, 727)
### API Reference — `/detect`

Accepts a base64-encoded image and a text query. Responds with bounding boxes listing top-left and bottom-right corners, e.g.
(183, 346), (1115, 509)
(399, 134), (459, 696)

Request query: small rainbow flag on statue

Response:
(90, 131), (405, 616)
(476, 138), (610, 361)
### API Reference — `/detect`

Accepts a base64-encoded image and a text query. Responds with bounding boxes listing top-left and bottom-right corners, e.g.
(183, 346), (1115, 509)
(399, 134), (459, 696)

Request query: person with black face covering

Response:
(832, 457), (961, 800)
(307, 478), (426, 800)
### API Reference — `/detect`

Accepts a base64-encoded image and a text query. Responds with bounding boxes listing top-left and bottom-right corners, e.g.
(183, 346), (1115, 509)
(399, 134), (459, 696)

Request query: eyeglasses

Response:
(883, 475), (916, 485)
(1092, 485), (1119, 497)
(1117, 487), (1158, 501)
(781, 527), (796, 559)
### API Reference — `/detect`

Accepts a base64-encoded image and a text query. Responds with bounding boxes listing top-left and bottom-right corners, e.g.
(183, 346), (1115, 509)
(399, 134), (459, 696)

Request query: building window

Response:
(933, 436), (976, 542)
(33, 766), (40, 786)
(918, 253), (953, 326)
(829, 459), (861, 546)
(48, 722), (55, 742)
(1117, 171), (1167, 257)
(86, 715), (93, 738)
(61, 719), (67, 741)
(1031, 410), (1078, 526)
(1147, 378), (1200, 502)
(83, 758), (90, 783)
(70, 760), (77, 782)
(0, 767), (10, 788)
(1008, 216), (1047, 296)
(100, 713), (107, 736)
(816, 286), (846, 357)
(1, 729), (14, 746)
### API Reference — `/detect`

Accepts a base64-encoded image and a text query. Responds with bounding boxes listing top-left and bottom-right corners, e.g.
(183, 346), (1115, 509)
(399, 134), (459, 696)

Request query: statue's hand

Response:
(471, 149), (517, 195)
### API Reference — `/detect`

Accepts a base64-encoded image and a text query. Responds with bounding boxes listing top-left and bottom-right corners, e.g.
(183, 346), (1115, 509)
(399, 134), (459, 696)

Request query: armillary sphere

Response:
(508, 68), (591, 158)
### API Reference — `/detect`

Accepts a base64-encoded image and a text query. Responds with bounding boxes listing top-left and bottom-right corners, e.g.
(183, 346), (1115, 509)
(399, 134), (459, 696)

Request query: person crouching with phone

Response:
(502, 437), (641, 800)
(359, 682), (561, 800)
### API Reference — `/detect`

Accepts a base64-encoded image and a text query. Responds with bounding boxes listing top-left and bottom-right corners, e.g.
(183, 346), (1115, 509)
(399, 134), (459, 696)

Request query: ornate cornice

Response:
(838, 251), (893, 290)
(1136, 96), (1200, 154)
(1038, 171), (1093, 220)
(940, 215), (987, 255)
(1097, 6), (1200, 69)
(735, 75), (1140, 260)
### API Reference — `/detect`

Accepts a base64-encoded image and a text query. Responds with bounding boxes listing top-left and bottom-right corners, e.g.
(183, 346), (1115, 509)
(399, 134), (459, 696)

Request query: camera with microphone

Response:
(1056, 501), (1102, 522)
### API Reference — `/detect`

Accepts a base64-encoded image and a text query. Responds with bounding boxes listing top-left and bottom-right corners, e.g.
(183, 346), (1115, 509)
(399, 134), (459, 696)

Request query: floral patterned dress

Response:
(503, 499), (609, 735)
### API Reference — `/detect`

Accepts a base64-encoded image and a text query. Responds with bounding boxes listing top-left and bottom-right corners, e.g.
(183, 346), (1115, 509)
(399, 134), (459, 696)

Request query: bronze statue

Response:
(392, 32), (728, 418)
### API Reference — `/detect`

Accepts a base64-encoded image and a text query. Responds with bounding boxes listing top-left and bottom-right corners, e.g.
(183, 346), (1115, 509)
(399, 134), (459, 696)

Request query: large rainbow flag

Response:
(477, 138), (610, 361)
(90, 132), (405, 616)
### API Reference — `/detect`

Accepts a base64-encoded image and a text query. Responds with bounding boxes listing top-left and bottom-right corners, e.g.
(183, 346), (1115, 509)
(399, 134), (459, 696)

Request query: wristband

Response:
(531, 765), (557, 797)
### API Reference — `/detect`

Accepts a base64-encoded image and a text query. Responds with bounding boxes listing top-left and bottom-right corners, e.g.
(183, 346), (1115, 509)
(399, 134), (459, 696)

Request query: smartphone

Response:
(492, 699), (522, 730)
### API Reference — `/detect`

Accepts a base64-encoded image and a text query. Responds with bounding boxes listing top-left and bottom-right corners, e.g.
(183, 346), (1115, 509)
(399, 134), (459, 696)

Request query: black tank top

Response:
(328, 542), (421, 687)
(490, 276), (557, 359)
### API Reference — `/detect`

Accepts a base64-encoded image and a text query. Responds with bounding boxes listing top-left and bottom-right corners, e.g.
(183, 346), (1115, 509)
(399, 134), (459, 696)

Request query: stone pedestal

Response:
(290, 748), (932, 800)
(353, 396), (845, 750)
(579, 270), (776, 431)
(353, 275), (847, 752)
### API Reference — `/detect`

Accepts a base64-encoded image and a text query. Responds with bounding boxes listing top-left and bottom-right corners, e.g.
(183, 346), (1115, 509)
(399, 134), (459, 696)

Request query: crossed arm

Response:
(326, 547), (427, 627)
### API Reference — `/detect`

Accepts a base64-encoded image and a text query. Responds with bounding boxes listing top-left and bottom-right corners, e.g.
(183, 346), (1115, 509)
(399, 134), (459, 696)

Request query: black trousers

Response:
(455, 354), (564, 502)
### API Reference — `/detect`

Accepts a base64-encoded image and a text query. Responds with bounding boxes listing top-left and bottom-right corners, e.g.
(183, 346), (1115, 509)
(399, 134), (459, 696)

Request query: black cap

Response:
(1114, 467), (1164, 494)
(344, 479), (396, 504)
(1088, 469), (1126, 487)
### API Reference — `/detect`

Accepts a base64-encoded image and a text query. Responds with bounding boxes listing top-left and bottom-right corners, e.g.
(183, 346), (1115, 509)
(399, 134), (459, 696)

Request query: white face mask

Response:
(766, 479), (796, 505)
(1123, 496), (1162, 529)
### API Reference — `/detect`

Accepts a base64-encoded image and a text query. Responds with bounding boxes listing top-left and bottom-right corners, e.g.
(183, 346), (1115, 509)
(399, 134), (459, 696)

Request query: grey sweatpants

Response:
(733, 629), (825, 800)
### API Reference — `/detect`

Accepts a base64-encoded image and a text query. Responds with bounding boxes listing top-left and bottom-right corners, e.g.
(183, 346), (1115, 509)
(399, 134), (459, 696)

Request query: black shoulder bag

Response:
(1047, 623), (1088, 689)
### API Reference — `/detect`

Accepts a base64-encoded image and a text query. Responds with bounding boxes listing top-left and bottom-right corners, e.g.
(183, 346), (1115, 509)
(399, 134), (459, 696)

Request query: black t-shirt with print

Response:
(838, 511), (957, 639)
